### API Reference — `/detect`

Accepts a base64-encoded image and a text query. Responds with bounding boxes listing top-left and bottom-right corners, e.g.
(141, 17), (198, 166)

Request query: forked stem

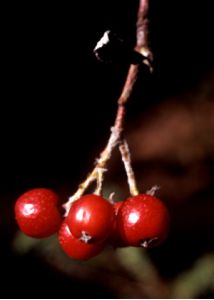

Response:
(63, 0), (152, 215)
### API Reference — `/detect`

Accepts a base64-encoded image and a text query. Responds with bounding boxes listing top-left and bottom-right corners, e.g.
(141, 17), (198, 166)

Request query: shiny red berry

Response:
(58, 220), (105, 260)
(15, 188), (62, 238)
(117, 194), (170, 247)
(67, 194), (114, 242)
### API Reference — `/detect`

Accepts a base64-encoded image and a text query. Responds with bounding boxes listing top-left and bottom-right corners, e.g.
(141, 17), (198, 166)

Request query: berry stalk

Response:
(63, 0), (152, 216)
(119, 140), (139, 196)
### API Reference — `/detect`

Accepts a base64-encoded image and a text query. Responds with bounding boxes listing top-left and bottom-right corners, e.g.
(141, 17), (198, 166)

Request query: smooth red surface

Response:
(113, 201), (123, 215)
(67, 194), (114, 242)
(58, 220), (105, 260)
(15, 188), (62, 238)
(109, 201), (125, 247)
(117, 194), (170, 247)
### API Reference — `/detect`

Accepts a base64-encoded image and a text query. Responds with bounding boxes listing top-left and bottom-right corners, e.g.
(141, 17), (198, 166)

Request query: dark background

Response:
(1, 1), (214, 298)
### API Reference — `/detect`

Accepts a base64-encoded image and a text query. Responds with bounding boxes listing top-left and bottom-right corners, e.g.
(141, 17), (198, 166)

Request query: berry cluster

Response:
(15, 188), (170, 260)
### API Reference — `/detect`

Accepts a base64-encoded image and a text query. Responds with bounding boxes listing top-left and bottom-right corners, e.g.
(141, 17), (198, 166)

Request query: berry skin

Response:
(67, 194), (114, 242)
(109, 201), (125, 247)
(58, 220), (105, 260)
(117, 194), (170, 247)
(113, 201), (123, 216)
(15, 188), (62, 238)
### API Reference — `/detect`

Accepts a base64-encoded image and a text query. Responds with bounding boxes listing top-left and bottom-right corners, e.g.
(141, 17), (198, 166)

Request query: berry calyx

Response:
(67, 194), (114, 242)
(117, 194), (170, 247)
(15, 188), (62, 238)
(58, 220), (105, 260)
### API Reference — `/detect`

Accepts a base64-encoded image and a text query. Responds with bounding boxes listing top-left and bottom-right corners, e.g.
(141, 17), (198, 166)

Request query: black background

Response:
(1, 1), (214, 298)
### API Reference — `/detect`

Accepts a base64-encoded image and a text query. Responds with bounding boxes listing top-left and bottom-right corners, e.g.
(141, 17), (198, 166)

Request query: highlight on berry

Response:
(15, 188), (170, 261)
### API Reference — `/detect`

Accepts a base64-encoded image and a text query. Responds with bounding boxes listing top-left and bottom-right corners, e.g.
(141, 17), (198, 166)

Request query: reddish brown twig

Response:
(63, 0), (152, 215)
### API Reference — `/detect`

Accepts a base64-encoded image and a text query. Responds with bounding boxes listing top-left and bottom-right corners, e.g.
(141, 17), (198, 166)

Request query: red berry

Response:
(67, 194), (114, 242)
(113, 201), (123, 215)
(117, 194), (170, 247)
(109, 201), (125, 247)
(15, 188), (62, 238)
(58, 220), (105, 260)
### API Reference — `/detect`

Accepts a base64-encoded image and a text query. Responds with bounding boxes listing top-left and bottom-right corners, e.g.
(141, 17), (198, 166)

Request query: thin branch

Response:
(137, 0), (150, 49)
(63, 0), (152, 215)
(118, 65), (139, 106)
(119, 140), (139, 196)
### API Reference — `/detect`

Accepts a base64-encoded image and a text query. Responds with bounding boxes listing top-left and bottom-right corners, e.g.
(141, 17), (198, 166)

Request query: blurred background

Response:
(1, 0), (214, 298)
